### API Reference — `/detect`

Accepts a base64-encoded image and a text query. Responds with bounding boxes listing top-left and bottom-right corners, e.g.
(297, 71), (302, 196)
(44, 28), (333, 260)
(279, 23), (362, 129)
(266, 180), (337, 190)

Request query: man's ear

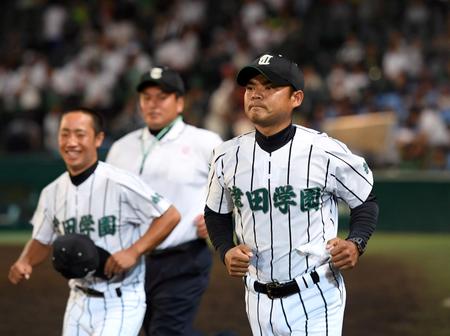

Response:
(95, 131), (105, 148)
(291, 90), (304, 109)
(176, 96), (185, 115)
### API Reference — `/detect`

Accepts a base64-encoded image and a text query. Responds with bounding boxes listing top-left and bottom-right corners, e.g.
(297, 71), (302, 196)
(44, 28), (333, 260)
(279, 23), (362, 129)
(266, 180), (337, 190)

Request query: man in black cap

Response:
(205, 53), (378, 335)
(8, 107), (181, 336)
(107, 66), (222, 335)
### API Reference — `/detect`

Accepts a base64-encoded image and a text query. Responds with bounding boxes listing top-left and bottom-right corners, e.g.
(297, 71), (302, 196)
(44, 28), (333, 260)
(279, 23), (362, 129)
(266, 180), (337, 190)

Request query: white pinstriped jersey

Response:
(31, 161), (171, 291)
(106, 118), (222, 249)
(206, 125), (373, 283)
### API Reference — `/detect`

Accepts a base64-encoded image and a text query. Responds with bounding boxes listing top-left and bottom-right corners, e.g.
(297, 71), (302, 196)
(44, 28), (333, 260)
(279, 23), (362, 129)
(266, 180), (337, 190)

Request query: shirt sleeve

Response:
(205, 149), (234, 214)
(121, 175), (171, 225)
(326, 141), (374, 209)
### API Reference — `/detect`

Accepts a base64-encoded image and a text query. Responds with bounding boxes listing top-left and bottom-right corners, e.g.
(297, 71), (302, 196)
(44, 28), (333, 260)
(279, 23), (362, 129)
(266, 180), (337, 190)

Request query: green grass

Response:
(368, 232), (450, 290)
(367, 232), (450, 335)
(2, 230), (450, 334)
(0, 230), (31, 245)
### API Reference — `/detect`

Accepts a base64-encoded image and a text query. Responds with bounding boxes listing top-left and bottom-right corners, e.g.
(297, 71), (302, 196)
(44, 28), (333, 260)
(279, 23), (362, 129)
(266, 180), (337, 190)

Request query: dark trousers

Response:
(142, 239), (212, 336)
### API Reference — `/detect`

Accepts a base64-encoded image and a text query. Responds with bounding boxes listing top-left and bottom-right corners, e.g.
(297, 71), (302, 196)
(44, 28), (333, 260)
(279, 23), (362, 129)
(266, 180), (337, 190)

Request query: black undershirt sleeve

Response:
(204, 205), (235, 263)
(346, 192), (379, 249)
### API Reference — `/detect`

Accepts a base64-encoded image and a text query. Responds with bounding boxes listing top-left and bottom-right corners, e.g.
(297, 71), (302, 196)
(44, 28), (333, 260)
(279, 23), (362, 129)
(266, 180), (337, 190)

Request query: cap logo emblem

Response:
(258, 55), (273, 65)
(150, 67), (163, 79)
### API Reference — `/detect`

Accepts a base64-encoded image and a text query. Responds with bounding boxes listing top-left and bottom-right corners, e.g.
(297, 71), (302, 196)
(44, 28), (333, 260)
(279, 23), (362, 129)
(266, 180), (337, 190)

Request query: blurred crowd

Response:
(0, 0), (449, 169)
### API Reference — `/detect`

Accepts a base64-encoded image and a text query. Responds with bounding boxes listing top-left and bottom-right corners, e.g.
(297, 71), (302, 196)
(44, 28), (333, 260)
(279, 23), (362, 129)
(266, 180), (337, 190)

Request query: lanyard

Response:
(139, 116), (181, 175)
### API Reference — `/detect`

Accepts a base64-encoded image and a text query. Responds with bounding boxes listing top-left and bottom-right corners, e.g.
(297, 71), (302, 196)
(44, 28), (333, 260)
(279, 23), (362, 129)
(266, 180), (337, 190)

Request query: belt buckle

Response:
(266, 281), (282, 299)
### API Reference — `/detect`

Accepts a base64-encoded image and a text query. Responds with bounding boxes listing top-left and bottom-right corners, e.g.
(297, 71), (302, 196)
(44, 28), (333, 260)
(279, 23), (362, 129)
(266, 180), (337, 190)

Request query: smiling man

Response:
(205, 53), (379, 336)
(8, 108), (180, 336)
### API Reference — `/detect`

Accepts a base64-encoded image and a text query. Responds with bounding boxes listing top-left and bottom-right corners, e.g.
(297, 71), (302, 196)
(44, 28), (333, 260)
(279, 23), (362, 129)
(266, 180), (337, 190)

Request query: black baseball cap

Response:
(236, 53), (304, 91)
(136, 66), (185, 95)
(52, 233), (111, 280)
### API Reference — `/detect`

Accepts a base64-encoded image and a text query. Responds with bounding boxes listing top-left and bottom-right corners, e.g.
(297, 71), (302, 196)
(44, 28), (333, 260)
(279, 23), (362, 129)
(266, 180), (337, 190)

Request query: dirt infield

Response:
(0, 245), (422, 336)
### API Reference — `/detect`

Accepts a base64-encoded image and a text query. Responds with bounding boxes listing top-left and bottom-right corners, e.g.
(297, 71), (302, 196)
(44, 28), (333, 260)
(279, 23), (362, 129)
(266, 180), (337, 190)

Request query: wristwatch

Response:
(346, 237), (366, 255)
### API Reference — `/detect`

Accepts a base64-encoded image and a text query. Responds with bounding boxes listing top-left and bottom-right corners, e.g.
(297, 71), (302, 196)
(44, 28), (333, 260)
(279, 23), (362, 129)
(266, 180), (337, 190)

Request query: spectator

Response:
(0, 0), (448, 171)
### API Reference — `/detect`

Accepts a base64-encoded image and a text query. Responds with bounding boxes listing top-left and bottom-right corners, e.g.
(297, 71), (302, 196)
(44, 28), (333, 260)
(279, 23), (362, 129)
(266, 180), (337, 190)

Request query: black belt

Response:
(253, 271), (320, 299)
(76, 285), (122, 298)
(150, 239), (206, 257)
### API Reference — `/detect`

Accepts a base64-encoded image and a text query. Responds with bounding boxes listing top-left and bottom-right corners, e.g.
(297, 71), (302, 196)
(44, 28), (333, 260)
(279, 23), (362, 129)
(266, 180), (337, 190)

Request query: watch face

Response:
(348, 237), (366, 254)
(356, 242), (365, 254)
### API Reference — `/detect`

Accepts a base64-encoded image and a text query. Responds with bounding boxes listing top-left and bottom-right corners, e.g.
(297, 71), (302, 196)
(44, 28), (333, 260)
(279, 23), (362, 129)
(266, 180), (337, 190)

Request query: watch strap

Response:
(346, 237), (366, 255)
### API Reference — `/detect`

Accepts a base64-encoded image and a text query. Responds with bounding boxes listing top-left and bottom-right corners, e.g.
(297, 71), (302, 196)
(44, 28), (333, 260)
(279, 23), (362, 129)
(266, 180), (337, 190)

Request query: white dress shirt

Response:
(107, 118), (222, 249)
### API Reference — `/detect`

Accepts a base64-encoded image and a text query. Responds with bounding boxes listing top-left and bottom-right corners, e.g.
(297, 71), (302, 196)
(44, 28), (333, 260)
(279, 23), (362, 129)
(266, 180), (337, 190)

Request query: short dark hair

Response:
(61, 107), (105, 134)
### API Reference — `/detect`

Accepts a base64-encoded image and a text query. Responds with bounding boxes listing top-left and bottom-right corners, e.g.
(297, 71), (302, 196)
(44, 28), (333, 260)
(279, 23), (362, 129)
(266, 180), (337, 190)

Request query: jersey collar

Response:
(255, 124), (296, 153)
(141, 117), (185, 143)
(69, 160), (98, 186)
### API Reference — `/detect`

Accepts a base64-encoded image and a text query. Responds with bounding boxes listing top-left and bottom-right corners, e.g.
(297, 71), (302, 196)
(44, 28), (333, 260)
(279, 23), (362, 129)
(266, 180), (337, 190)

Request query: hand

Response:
(104, 246), (140, 278)
(326, 237), (359, 270)
(224, 244), (253, 277)
(195, 214), (209, 239)
(8, 260), (32, 284)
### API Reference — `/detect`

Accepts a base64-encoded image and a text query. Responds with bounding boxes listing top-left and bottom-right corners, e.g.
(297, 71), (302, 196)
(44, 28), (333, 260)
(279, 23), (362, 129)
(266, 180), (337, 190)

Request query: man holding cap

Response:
(106, 66), (222, 335)
(8, 107), (180, 336)
(205, 53), (378, 335)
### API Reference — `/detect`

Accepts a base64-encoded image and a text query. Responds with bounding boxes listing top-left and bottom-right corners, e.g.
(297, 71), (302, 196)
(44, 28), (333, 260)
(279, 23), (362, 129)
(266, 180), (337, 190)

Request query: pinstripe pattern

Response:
(118, 294), (125, 335)
(233, 146), (245, 244)
(250, 139), (260, 279)
(87, 296), (94, 334)
(117, 190), (126, 330)
(257, 293), (263, 336)
(64, 181), (68, 229)
(206, 152), (225, 204)
(133, 224), (144, 295)
(88, 172), (95, 213)
(316, 283), (329, 336)
(268, 154), (274, 281)
(329, 139), (349, 153)
(306, 145), (313, 186)
(298, 291), (309, 335)
(218, 160), (225, 213)
(328, 262), (342, 298)
(119, 195), (155, 220)
(326, 151), (372, 186)
(98, 297), (107, 336)
(206, 124), (374, 335)
(75, 187), (79, 224)
(87, 172), (97, 288)
(280, 298), (292, 333)
(206, 168), (215, 204)
(331, 174), (364, 203)
(117, 193), (124, 250)
(320, 159), (331, 242)
(302, 277), (309, 288)
(102, 178), (109, 216)
(305, 145), (313, 272)
(287, 138), (293, 280)
(269, 298), (275, 334)
(102, 178), (111, 293)
(49, 182), (59, 241)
